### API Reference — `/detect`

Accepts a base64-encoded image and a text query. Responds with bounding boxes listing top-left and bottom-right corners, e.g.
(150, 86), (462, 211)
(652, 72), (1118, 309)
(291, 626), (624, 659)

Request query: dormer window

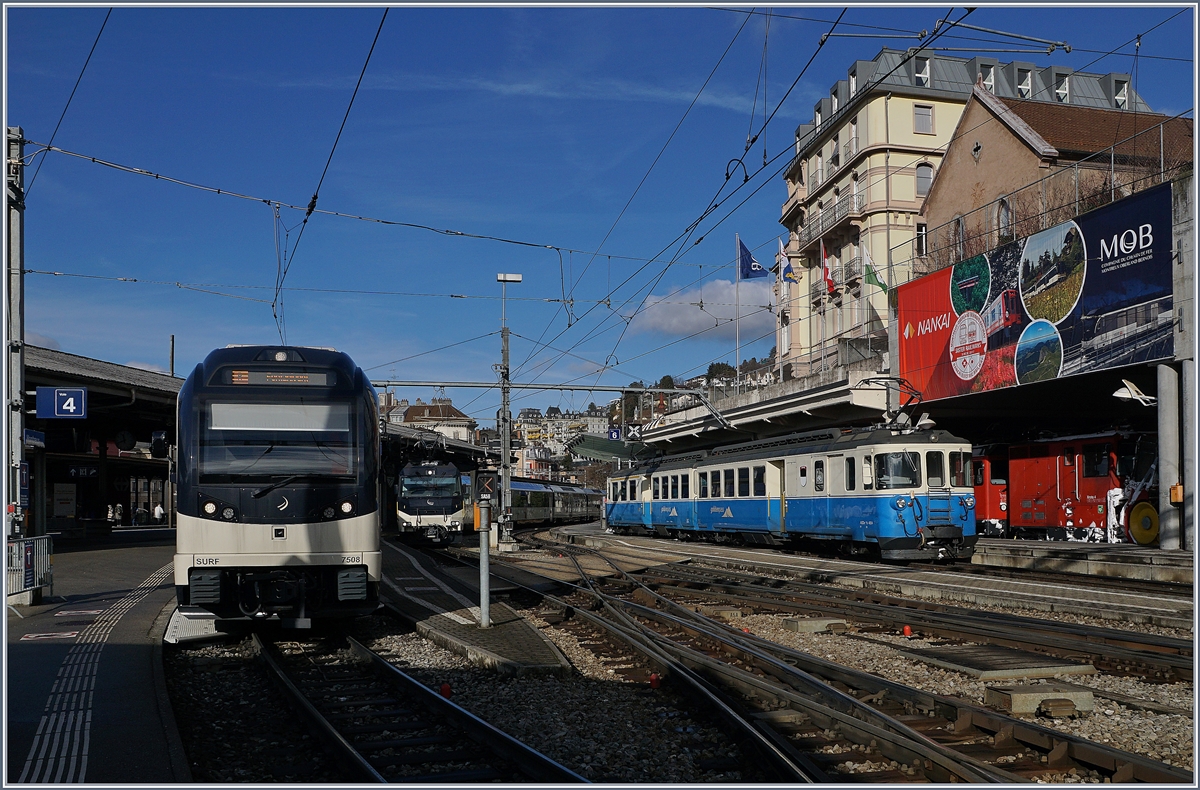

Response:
(831, 90), (839, 113)
(850, 72), (857, 95)
(1017, 68), (1031, 98)
(915, 57), (930, 87)
(1115, 80), (1128, 109)
(1055, 75), (1069, 103)
(980, 64), (995, 93)
(815, 108), (822, 125)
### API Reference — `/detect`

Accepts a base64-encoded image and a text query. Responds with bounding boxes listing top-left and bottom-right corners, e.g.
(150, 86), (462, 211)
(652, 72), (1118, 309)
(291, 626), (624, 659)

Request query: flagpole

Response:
(735, 233), (741, 388)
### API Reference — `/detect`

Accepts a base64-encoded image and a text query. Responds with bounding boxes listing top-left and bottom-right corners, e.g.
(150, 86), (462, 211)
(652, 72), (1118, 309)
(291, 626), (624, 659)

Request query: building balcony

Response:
(780, 188), (805, 225)
(796, 192), (865, 251)
(843, 136), (859, 163)
(842, 255), (863, 285)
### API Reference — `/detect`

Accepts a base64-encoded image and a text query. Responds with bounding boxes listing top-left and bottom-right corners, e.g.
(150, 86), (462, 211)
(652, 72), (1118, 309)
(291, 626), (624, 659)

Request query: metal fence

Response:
(7, 536), (53, 598)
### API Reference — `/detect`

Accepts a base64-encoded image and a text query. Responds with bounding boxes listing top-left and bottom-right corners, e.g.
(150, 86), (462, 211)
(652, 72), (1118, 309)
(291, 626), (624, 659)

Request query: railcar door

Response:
(768, 460), (785, 534)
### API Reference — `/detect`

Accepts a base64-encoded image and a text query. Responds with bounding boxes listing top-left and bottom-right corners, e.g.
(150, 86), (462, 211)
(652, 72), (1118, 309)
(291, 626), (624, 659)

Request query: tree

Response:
(706, 362), (736, 382)
(656, 375), (675, 390)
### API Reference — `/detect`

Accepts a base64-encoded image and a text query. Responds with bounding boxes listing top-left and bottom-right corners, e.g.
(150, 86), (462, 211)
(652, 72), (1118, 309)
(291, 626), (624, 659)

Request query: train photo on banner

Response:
(172, 346), (381, 627)
(606, 420), (978, 561)
(394, 461), (602, 545)
(973, 431), (1159, 544)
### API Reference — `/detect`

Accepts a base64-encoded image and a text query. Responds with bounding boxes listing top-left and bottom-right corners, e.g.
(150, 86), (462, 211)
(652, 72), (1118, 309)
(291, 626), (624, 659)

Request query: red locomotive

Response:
(973, 432), (1159, 544)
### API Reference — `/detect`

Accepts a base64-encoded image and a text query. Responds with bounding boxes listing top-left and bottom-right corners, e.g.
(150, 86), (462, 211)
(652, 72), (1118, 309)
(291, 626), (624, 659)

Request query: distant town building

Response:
(385, 396), (477, 443)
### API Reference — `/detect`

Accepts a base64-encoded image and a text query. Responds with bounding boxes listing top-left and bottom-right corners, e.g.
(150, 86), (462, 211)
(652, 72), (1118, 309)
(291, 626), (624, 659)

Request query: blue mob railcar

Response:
(606, 425), (977, 561)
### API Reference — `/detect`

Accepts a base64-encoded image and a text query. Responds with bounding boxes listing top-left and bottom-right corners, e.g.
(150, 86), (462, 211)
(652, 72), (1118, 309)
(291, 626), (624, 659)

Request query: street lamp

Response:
(478, 272), (521, 629)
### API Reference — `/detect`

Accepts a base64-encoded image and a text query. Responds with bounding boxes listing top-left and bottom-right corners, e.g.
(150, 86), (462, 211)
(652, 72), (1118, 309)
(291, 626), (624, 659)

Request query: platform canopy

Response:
(566, 433), (659, 464)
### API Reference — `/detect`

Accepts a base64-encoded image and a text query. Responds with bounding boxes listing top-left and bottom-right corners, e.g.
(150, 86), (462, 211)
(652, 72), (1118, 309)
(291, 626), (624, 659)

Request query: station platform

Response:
(380, 538), (571, 675)
(5, 538), (190, 784)
(971, 537), (1193, 584)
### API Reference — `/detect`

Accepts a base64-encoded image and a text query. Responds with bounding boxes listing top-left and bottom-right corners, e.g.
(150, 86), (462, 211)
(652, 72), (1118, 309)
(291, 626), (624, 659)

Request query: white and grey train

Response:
(173, 346), (381, 626)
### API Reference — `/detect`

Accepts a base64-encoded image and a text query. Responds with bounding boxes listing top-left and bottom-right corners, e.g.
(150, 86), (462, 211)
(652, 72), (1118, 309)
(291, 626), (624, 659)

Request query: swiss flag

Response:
(821, 239), (835, 293)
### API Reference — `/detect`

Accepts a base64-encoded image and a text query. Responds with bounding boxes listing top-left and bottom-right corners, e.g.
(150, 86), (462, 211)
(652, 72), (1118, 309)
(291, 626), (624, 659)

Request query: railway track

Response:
(905, 561), (1193, 599)
(252, 632), (586, 783)
(489, 539), (1192, 783)
(630, 562), (1192, 682)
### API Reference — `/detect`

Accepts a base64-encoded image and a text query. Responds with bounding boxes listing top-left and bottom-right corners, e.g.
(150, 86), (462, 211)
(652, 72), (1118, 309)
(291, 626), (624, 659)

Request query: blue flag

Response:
(780, 237), (798, 283)
(739, 240), (768, 279)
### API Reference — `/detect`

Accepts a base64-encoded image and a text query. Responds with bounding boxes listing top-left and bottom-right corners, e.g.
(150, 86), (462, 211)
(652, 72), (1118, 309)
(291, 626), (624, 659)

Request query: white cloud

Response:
(124, 361), (170, 373)
(26, 332), (61, 350)
(628, 278), (774, 342)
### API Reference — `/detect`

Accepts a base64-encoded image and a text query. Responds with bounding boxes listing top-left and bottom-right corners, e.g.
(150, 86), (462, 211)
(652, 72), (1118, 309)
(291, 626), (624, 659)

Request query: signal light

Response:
(323, 506), (336, 520)
(221, 507), (235, 520)
(203, 501), (218, 515)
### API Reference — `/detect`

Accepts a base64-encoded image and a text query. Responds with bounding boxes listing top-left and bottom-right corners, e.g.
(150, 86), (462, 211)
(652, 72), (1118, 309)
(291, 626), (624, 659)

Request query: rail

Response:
(7, 536), (53, 598)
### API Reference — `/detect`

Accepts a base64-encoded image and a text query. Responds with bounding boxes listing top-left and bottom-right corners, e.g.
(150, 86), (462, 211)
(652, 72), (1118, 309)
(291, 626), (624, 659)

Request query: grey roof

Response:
(382, 422), (495, 460)
(25, 345), (182, 397)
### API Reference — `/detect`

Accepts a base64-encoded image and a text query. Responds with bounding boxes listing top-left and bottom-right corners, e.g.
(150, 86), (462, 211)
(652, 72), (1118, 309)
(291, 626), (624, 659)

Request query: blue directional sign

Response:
(36, 387), (87, 419)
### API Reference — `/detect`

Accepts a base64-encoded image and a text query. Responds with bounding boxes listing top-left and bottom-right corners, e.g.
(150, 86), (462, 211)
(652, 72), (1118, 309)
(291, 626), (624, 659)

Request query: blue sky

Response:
(6, 4), (1194, 422)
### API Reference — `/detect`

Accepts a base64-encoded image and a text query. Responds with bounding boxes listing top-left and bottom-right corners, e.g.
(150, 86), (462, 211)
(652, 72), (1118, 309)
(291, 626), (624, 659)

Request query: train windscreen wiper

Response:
(251, 473), (356, 498)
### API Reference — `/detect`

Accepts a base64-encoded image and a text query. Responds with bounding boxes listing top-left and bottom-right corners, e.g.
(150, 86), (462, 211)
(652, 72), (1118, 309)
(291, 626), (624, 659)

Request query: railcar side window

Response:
(926, 451), (945, 487)
(612, 482), (619, 500)
(799, 465), (808, 487)
(1082, 444), (1110, 477)
(724, 470), (735, 498)
(845, 457), (856, 491)
(620, 481), (627, 501)
(752, 466), (766, 497)
(699, 472), (708, 498)
(814, 461), (824, 492)
(875, 452), (921, 489)
(670, 475), (679, 499)
(949, 452), (971, 487)
(630, 480), (638, 499)
(681, 475), (690, 499)
(737, 468), (750, 497)
(653, 478), (660, 499)
(711, 470), (721, 496)
(862, 456), (873, 489)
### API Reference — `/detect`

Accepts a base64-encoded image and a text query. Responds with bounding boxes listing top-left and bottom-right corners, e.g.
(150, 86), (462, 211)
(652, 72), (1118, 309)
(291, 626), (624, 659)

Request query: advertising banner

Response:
(898, 183), (1174, 401)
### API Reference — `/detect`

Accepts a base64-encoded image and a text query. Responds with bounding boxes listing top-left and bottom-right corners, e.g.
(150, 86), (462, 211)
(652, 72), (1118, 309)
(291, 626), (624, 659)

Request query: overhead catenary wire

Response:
(25, 7), (112, 198)
(274, 7), (389, 342)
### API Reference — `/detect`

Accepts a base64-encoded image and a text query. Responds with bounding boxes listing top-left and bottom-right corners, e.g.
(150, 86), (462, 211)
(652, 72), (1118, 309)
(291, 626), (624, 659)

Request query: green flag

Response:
(863, 247), (888, 292)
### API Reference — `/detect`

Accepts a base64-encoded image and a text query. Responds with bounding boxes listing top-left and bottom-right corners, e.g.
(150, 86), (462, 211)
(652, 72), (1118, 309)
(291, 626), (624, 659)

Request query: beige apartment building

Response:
(776, 49), (1149, 381)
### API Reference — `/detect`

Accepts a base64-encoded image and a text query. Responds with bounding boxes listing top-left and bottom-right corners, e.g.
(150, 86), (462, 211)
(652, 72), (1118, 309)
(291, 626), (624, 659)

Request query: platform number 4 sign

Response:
(35, 387), (88, 419)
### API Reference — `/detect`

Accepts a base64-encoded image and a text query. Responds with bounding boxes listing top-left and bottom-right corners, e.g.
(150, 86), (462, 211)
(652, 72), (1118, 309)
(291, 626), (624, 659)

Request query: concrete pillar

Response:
(1182, 358), (1195, 550)
(1157, 363), (1181, 549)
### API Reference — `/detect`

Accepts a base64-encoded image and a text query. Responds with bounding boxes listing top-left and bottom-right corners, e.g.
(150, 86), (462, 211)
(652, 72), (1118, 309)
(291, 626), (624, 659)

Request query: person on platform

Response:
(153, 503), (164, 524)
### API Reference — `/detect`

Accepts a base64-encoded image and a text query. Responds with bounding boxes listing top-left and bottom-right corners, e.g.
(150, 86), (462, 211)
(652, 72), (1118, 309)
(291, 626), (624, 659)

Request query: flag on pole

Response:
(780, 238), (798, 283)
(863, 244), (888, 292)
(820, 239), (835, 293)
(739, 239), (769, 279)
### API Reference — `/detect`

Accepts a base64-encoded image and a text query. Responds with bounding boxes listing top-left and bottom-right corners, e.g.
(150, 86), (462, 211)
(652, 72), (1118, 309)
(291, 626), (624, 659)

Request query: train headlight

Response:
(274, 350), (288, 362)
(893, 497), (909, 510)
(340, 501), (354, 514)
(963, 496), (976, 508)
(221, 507), (236, 520)
(323, 506), (336, 520)
(450, 520), (461, 528)
(203, 501), (218, 515)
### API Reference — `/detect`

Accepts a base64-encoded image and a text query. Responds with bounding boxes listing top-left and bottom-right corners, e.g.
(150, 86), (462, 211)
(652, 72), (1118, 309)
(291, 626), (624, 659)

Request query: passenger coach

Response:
(607, 423), (978, 561)
(174, 346), (381, 626)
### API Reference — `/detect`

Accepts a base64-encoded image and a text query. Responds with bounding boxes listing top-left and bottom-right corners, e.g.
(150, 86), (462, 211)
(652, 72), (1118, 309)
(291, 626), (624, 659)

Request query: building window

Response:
(980, 64), (994, 93)
(1017, 68), (1031, 98)
(914, 104), (933, 134)
(815, 108), (821, 126)
(998, 198), (1013, 242)
(831, 89), (839, 113)
(954, 217), (965, 261)
(916, 223), (927, 256)
(1115, 80), (1128, 109)
(830, 134), (840, 168)
(916, 163), (933, 196)
(1055, 74), (1070, 103)
(850, 71), (857, 95)
(915, 57), (930, 87)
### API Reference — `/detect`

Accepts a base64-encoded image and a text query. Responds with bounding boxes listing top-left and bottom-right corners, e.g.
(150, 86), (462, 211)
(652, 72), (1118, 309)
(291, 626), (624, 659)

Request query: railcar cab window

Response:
(862, 456), (873, 489)
(1062, 447), (1074, 467)
(737, 468), (750, 497)
(875, 452), (921, 489)
(200, 401), (358, 481)
(845, 457), (856, 491)
(948, 452), (971, 487)
(698, 472), (708, 498)
(926, 451), (945, 487)
(681, 474), (690, 499)
(1082, 444), (1111, 477)
(814, 461), (825, 492)
(752, 466), (766, 497)
(724, 470), (735, 498)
